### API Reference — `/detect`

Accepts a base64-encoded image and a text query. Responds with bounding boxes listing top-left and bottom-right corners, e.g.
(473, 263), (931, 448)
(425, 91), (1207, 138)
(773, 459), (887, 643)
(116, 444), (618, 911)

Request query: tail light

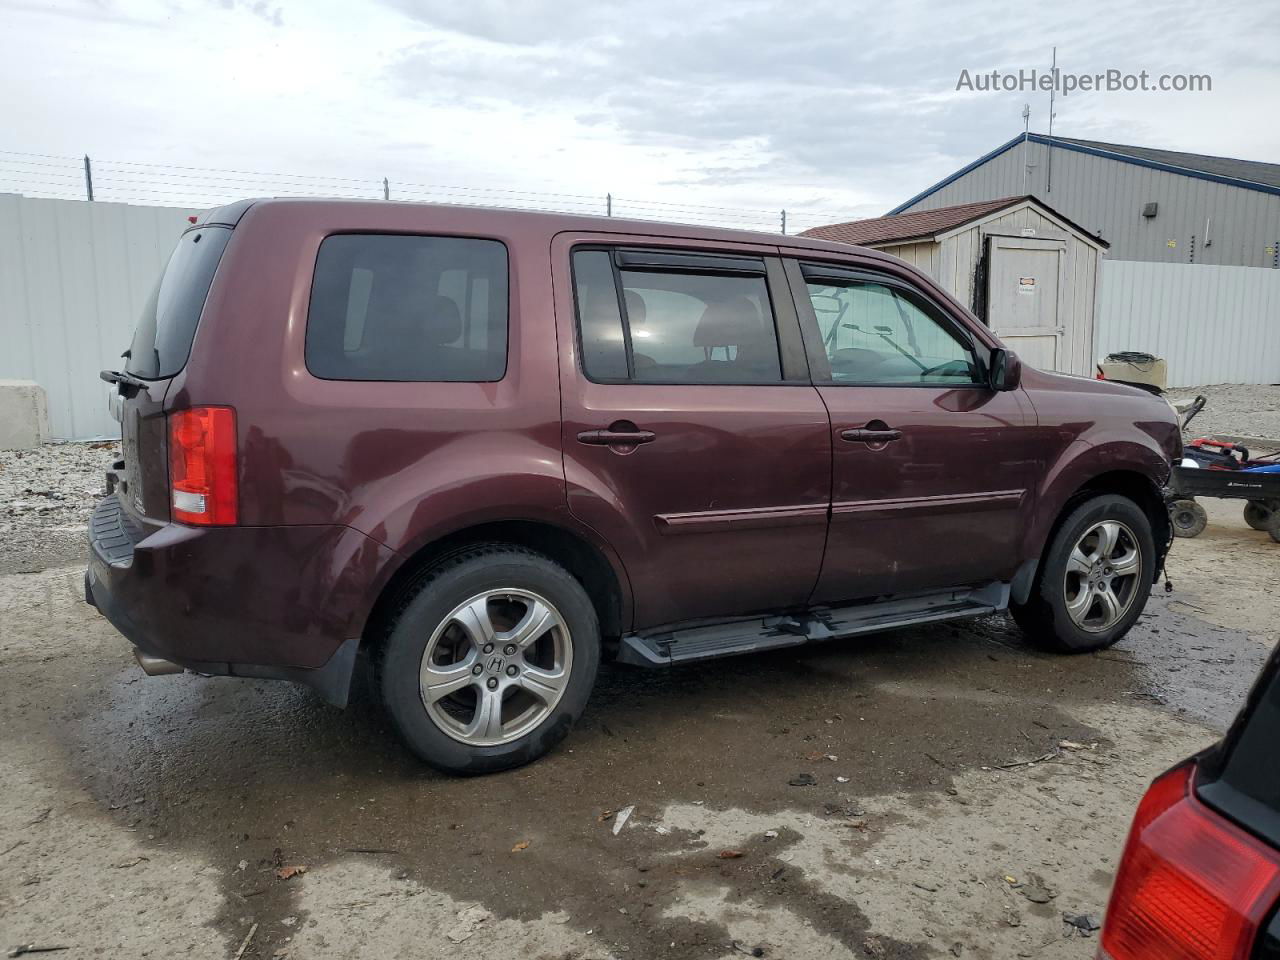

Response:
(168, 406), (238, 525)
(1100, 762), (1280, 960)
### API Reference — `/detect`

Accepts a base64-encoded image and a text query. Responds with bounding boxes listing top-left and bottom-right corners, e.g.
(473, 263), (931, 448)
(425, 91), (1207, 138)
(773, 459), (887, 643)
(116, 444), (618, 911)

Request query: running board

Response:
(617, 582), (1009, 667)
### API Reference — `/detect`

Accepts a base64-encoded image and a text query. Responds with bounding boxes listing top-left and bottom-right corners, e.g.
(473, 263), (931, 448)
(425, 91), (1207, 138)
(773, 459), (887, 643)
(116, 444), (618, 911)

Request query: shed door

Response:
(986, 236), (1065, 372)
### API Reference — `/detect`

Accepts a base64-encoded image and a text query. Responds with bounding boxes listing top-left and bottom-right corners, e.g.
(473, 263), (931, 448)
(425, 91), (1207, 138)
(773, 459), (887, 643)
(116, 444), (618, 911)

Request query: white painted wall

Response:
(1096, 261), (1280, 387)
(0, 194), (198, 439)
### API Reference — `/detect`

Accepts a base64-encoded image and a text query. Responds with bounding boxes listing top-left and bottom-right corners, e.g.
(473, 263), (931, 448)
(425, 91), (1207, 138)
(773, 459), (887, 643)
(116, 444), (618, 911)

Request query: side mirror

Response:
(988, 348), (1022, 391)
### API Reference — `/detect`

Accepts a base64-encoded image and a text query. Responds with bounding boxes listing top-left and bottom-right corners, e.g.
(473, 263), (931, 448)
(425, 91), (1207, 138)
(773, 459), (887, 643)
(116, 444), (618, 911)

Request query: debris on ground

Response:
(1019, 875), (1056, 903)
(1063, 912), (1102, 936)
(511, 840), (530, 852)
(998, 750), (1059, 770)
(717, 849), (745, 859)
(612, 805), (634, 835)
(730, 941), (765, 957)
(7, 947), (71, 958)
(232, 923), (258, 960)
(788, 773), (817, 787)
(445, 905), (492, 943)
(275, 865), (307, 880)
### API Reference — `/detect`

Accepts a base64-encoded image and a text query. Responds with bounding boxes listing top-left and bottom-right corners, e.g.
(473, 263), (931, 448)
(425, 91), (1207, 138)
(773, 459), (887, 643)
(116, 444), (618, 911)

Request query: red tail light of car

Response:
(1100, 763), (1280, 960)
(168, 406), (238, 525)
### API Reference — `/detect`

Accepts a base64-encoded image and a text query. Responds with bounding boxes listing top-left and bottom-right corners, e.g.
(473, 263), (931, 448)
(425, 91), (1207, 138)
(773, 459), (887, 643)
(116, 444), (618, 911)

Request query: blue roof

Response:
(889, 133), (1280, 214)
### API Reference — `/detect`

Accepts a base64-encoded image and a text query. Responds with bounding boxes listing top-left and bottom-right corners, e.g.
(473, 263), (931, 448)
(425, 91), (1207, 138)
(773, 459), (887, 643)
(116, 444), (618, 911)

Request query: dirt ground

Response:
(2, 449), (1278, 960)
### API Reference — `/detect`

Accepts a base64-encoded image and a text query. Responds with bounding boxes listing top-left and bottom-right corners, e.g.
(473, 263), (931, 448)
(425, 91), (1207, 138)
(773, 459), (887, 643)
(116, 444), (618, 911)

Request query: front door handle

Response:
(577, 426), (657, 446)
(841, 427), (903, 444)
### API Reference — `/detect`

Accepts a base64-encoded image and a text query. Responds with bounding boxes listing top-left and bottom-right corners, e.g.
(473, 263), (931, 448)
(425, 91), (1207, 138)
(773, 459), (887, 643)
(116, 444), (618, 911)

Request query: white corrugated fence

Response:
(0, 194), (197, 439)
(1096, 260), (1280, 387)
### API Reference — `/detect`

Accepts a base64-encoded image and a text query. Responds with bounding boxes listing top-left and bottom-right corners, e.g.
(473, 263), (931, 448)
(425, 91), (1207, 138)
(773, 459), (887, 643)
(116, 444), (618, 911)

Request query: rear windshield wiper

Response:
(100, 369), (152, 391)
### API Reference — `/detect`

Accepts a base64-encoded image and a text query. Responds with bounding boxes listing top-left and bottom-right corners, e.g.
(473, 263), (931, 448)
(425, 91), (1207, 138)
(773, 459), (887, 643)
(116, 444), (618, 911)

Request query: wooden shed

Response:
(801, 196), (1109, 377)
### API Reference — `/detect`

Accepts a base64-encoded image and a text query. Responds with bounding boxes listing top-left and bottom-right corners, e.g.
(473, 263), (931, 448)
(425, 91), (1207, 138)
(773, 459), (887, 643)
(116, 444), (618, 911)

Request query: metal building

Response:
(892, 133), (1280, 268)
(802, 196), (1106, 376)
(809, 134), (1280, 386)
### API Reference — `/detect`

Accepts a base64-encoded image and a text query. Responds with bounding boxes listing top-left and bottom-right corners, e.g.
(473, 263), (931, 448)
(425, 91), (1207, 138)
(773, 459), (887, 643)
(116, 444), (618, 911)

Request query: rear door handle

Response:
(841, 428), (902, 443)
(577, 428), (657, 446)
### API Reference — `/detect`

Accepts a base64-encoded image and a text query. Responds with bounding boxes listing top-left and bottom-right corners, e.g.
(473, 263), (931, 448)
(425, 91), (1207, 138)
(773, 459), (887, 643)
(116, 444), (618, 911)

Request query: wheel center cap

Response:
(488, 655), (506, 674)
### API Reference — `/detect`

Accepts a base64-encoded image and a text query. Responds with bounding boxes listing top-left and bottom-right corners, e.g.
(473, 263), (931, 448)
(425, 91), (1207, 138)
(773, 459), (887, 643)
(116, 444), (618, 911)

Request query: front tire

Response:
(1011, 494), (1156, 654)
(377, 545), (600, 774)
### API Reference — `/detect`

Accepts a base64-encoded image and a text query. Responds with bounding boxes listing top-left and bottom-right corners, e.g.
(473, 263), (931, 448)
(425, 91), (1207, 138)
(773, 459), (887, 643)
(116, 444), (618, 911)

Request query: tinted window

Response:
(306, 234), (508, 382)
(572, 250), (630, 380)
(126, 227), (231, 379)
(806, 280), (979, 385)
(571, 249), (782, 385)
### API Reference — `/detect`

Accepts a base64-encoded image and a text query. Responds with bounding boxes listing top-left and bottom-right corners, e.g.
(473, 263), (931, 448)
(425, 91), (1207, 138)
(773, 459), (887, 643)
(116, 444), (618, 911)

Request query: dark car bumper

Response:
(85, 495), (395, 706)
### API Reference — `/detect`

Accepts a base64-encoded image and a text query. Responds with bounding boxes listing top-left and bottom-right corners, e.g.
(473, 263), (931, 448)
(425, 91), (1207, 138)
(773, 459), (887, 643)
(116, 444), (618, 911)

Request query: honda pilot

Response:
(89, 199), (1179, 774)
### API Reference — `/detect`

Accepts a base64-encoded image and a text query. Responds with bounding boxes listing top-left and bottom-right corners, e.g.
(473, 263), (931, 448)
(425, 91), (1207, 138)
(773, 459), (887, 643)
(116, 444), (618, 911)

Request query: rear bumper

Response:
(85, 495), (395, 706)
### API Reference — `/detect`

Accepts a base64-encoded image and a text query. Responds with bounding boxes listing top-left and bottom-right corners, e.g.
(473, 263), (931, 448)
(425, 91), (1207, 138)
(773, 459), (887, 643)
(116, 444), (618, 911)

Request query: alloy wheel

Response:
(1063, 520), (1143, 633)
(418, 588), (573, 747)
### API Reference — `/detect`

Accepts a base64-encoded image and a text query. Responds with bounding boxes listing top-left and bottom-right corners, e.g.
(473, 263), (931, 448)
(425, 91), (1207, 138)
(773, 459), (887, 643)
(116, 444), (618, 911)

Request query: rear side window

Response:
(306, 234), (508, 382)
(126, 227), (232, 379)
(571, 249), (782, 384)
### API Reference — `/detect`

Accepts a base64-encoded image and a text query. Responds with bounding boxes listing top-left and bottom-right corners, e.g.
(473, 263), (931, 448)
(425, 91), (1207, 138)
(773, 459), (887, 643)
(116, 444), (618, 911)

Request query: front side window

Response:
(806, 279), (980, 385)
(306, 234), (508, 382)
(572, 249), (783, 384)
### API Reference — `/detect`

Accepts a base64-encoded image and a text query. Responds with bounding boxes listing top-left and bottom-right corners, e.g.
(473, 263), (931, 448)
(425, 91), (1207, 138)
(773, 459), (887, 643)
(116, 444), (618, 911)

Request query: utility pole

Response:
(383, 177), (390, 201)
(83, 155), (94, 201)
(1046, 46), (1057, 193)
(606, 193), (612, 217)
(780, 209), (787, 235)
(1021, 103), (1031, 195)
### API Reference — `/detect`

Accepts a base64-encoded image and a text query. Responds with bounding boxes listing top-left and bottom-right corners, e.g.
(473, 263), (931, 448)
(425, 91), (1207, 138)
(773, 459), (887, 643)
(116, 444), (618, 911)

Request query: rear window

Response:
(305, 234), (508, 382)
(126, 227), (231, 379)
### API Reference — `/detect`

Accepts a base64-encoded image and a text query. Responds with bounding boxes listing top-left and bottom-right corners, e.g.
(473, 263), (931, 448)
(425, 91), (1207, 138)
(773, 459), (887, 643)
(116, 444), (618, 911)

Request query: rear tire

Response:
(1170, 499), (1208, 538)
(1268, 512), (1280, 545)
(1010, 494), (1155, 654)
(376, 545), (600, 775)
(1244, 499), (1275, 532)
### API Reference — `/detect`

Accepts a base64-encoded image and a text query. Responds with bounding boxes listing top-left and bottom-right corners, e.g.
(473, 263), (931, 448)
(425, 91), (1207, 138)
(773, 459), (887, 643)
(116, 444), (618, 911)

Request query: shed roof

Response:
(801, 195), (1106, 249)
(800, 196), (1022, 246)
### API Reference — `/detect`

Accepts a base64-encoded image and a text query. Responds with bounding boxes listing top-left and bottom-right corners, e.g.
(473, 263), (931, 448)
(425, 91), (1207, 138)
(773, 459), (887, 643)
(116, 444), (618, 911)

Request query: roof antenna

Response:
(1021, 103), (1031, 195)
(1046, 46), (1058, 193)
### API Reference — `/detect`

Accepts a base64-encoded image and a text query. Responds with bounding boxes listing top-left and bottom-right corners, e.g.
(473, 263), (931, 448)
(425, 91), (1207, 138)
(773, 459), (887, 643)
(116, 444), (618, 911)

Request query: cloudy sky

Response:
(1, 0), (1276, 231)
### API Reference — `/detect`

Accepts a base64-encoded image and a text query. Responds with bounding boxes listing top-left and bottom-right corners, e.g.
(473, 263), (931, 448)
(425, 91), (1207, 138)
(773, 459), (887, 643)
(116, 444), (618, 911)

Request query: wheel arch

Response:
(1015, 467), (1170, 605)
(361, 519), (631, 658)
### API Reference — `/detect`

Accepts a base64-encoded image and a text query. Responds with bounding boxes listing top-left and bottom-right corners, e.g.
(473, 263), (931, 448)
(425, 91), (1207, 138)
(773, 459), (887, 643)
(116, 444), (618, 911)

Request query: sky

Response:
(1, 0), (1277, 232)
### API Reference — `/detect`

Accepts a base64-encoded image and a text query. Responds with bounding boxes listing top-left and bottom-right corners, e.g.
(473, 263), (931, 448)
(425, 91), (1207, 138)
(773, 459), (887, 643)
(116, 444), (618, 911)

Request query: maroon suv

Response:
(89, 199), (1178, 773)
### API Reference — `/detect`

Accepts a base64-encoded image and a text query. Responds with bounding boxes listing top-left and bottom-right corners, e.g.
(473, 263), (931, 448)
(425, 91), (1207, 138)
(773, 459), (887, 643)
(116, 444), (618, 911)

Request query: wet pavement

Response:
(1, 496), (1276, 960)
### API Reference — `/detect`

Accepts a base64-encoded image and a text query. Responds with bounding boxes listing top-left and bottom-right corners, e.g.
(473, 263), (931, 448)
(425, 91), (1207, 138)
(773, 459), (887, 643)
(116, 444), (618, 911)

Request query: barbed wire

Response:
(0, 148), (864, 233)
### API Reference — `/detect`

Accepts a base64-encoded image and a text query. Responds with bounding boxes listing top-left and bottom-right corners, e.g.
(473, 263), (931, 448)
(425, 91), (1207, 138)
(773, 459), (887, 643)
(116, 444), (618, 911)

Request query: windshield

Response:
(125, 226), (231, 379)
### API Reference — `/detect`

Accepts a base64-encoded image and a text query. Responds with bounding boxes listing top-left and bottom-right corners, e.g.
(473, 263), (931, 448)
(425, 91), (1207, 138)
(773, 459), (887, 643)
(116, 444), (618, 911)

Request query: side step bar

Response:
(617, 582), (1009, 667)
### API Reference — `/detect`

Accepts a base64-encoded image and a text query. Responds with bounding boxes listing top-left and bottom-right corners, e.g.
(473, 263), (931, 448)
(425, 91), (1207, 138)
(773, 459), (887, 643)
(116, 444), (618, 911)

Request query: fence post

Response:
(606, 193), (612, 217)
(83, 155), (94, 201)
(383, 177), (390, 201)
(780, 209), (787, 235)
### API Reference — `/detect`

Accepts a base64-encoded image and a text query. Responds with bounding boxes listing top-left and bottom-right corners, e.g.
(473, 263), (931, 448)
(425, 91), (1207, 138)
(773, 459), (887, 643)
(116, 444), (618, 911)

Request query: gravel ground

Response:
(1171, 383), (1280, 442)
(1, 439), (1277, 959)
(0, 441), (120, 574)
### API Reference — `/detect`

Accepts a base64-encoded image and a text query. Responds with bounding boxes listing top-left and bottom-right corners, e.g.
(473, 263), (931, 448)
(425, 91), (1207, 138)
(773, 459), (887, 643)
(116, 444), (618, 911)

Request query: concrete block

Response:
(0, 380), (50, 449)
